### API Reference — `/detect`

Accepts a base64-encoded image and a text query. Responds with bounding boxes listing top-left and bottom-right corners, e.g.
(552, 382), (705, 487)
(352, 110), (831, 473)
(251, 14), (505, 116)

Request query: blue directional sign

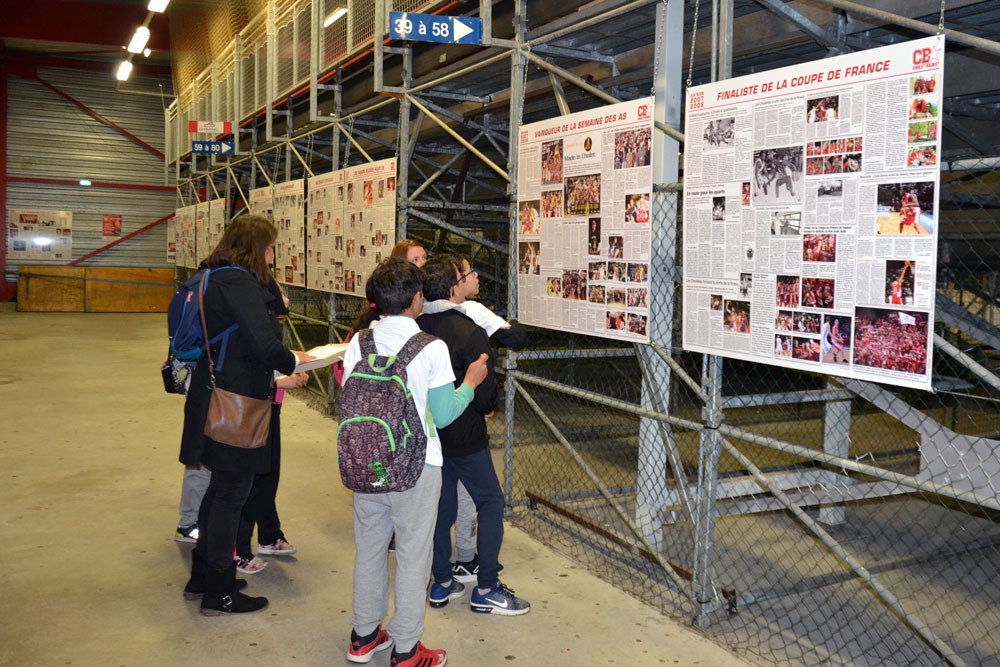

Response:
(191, 141), (234, 155)
(389, 11), (482, 45)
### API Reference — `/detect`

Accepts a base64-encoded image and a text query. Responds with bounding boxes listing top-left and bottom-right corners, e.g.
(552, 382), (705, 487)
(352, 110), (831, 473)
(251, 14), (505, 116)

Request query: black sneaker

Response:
(175, 524), (199, 543)
(451, 554), (503, 584)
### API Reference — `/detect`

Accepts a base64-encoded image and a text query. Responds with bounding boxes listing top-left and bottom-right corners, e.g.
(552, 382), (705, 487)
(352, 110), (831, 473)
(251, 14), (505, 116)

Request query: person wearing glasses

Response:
(418, 254), (530, 616)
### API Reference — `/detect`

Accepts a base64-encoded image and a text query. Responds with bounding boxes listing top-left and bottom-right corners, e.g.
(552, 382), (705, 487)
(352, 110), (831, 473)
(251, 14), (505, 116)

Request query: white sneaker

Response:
(258, 539), (298, 556)
(235, 555), (268, 574)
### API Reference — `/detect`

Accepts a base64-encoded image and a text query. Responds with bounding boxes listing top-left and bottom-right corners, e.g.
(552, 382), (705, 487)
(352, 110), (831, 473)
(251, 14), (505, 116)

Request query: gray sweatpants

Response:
(352, 465), (442, 654)
(178, 465), (211, 527)
(455, 481), (476, 562)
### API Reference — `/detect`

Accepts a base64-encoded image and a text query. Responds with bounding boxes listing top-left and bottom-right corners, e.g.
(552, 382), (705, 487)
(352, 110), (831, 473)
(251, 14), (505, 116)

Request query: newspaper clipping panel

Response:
(517, 97), (655, 342)
(307, 157), (397, 297)
(682, 36), (943, 391)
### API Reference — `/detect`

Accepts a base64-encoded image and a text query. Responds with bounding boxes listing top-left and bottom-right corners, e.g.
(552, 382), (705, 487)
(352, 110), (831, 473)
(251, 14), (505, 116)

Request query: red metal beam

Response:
(29, 73), (165, 159)
(68, 212), (174, 267)
(7, 175), (174, 192)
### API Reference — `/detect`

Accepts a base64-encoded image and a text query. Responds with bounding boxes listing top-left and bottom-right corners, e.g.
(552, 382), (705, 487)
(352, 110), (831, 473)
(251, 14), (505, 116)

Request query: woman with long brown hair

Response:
(179, 214), (312, 615)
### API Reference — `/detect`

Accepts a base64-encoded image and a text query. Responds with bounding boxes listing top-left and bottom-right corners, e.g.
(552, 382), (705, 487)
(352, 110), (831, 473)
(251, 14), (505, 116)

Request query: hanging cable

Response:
(938, 0), (947, 33)
(687, 0), (701, 88)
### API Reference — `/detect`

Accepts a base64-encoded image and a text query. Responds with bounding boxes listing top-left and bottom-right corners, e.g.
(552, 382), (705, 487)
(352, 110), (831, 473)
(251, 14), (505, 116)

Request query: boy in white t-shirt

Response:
(342, 258), (488, 667)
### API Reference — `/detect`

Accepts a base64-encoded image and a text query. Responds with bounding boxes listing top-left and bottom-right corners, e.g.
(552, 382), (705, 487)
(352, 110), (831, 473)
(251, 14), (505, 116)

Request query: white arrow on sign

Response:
(453, 17), (473, 42)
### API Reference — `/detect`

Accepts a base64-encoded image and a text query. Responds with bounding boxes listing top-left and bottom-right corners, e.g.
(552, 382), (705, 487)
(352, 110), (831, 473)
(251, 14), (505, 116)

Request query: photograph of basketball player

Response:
(886, 260), (914, 305)
(820, 314), (851, 365)
(876, 182), (934, 235)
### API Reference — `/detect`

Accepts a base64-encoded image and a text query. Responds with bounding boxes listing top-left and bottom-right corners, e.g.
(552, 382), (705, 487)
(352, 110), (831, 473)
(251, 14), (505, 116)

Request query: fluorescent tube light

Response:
(79, 179), (92, 186)
(323, 7), (348, 27)
(116, 60), (133, 81)
(148, 0), (170, 12)
(127, 26), (150, 54)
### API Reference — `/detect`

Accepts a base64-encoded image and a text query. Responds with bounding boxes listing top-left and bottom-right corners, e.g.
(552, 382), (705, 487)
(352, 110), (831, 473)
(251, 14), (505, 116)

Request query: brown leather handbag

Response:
(197, 270), (273, 449)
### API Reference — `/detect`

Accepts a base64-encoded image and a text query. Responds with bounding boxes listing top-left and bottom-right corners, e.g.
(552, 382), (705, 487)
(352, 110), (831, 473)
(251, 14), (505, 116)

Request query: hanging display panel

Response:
(306, 169), (346, 293)
(516, 97), (654, 342)
(338, 159), (397, 297)
(174, 204), (197, 269)
(273, 180), (306, 287)
(682, 36), (943, 391)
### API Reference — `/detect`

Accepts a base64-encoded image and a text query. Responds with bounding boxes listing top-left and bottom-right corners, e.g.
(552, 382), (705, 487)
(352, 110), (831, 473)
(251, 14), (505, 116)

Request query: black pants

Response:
(196, 468), (255, 570)
(236, 405), (284, 556)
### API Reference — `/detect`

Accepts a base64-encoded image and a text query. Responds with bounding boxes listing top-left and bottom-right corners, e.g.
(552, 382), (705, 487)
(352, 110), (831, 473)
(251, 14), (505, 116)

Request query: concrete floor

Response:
(0, 311), (748, 667)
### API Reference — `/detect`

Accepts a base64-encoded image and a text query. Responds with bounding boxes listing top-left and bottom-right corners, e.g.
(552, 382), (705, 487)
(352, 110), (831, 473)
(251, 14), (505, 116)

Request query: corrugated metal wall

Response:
(6, 67), (176, 274)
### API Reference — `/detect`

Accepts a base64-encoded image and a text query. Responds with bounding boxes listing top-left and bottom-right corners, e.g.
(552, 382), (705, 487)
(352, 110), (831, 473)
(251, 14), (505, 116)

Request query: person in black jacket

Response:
(418, 254), (530, 616)
(179, 214), (312, 616)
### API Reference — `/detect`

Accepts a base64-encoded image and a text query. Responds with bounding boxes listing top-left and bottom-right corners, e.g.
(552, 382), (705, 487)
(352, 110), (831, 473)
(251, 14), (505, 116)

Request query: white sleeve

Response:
(425, 339), (457, 389)
(340, 337), (362, 387)
(457, 300), (509, 337)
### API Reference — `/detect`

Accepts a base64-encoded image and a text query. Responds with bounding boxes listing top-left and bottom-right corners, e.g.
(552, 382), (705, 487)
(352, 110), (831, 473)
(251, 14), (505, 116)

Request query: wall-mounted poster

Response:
(102, 214), (122, 239)
(339, 158), (397, 297)
(7, 209), (73, 261)
(174, 204), (197, 268)
(682, 36), (943, 391)
(516, 97), (654, 342)
(307, 169), (346, 292)
(273, 180), (306, 287)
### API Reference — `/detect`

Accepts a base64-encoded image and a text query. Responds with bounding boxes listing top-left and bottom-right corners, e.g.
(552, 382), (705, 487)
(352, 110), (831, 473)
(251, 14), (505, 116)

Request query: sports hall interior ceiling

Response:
(2, 0), (998, 160)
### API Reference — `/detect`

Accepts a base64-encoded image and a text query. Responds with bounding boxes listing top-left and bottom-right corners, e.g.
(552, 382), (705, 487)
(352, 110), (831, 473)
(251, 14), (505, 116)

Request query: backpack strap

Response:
(354, 329), (436, 369)
(197, 266), (246, 373)
(356, 327), (378, 358)
(395, 331), (438, 367)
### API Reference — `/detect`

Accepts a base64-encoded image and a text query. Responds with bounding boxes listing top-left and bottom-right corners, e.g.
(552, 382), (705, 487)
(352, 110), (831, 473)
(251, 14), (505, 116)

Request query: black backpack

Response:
(337, 329), (437, 493)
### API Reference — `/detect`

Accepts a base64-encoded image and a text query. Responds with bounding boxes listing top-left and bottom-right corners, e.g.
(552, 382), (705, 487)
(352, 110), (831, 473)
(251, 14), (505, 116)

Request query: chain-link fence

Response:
(505, 184), (1000, 667)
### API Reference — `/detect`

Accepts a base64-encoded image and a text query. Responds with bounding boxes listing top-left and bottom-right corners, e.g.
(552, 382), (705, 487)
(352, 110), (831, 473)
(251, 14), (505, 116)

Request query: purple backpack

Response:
(337, 329), (437, 493)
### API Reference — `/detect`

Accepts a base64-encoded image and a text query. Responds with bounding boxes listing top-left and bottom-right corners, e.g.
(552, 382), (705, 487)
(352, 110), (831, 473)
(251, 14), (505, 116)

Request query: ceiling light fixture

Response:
(148, 0), (171, 12)
(323, 7), (348, 27)
(116, 60), (133, 81)
(143, 48), (152, 58)
(79, 179), (92, 186)
(127, 26), (151, 54)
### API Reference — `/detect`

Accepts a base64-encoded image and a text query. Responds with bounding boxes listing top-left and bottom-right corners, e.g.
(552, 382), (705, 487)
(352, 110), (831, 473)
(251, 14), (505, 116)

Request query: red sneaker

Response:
(347, 626), (393, 663)
(391, 642), (447, 667)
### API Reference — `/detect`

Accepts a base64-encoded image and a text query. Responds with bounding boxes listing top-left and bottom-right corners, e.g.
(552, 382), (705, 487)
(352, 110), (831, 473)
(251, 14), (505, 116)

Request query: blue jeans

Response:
(432, 449), (504, 589)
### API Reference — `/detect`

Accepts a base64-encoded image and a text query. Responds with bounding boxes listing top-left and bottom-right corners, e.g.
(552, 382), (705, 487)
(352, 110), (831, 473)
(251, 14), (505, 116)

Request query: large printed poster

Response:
(7, 209), (73, 261)
(250, 186), (274, 220)
(516, 98), (654, 342)
(340, 159), (397, 297)
(195, 204), (210, 265)
(273, 180), (306, 286)
(208, 198), (226, 257)
(682, 36), (943, 390)
(175, 204), (197, 268)
(307, 169), (345, 292)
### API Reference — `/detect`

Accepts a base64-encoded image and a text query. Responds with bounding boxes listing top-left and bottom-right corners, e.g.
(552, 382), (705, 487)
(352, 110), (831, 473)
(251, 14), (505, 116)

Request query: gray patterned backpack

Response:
(337, 328), (437, 493)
